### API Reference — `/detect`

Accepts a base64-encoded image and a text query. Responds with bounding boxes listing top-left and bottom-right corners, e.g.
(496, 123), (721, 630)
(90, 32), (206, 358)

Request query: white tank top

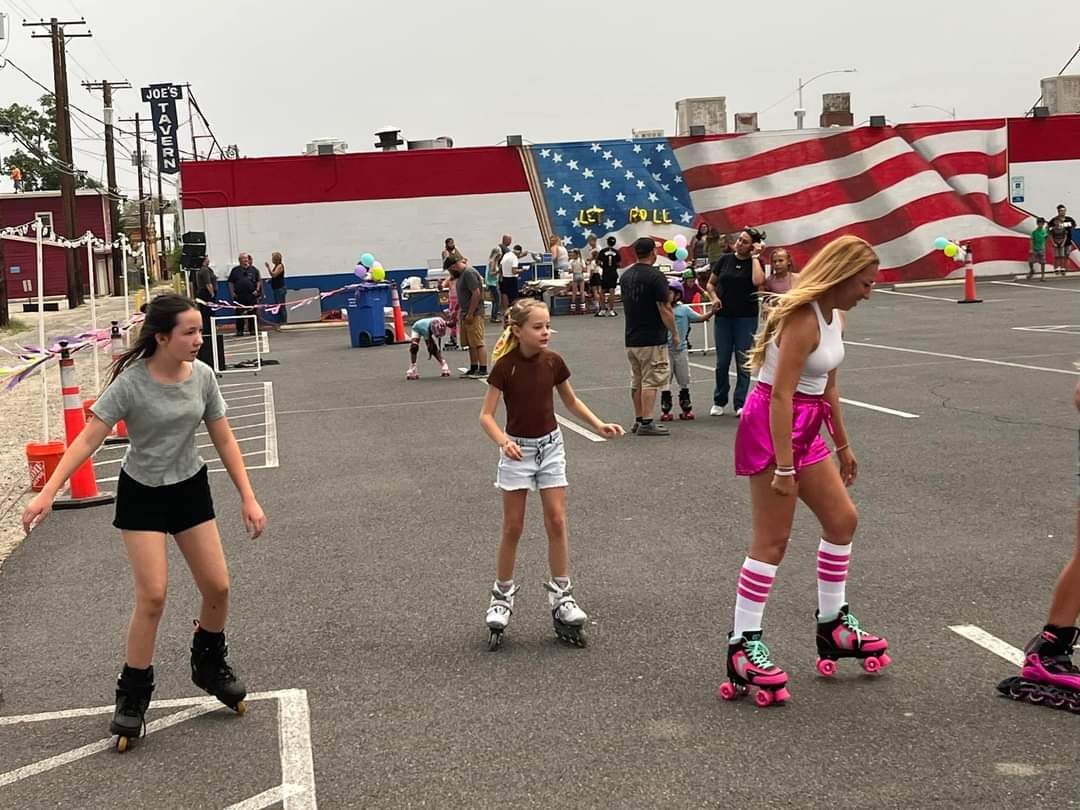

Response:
(758, 301), (844, 396)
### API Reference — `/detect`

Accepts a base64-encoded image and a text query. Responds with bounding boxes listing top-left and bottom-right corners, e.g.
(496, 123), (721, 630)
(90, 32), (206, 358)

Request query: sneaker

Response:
(459, 368), (477, 379)
(734, 407), (744, 418)
(710, 405), (725, 417)
(469, 369), (488, 380)
(631, 421), (640, 434)
(635, 421), (670, 436)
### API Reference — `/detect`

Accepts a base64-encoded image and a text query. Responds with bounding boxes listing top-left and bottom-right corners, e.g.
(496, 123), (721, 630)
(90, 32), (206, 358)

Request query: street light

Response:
(795, 68), (857, 129)
(910, 103), (957, 120)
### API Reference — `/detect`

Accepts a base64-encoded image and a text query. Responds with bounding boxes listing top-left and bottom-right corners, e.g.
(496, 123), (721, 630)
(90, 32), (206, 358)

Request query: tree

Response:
(0, 95), (100, 192)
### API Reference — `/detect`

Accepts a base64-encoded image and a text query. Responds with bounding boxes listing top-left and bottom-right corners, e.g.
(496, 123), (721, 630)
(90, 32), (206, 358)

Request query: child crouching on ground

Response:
(406, 315), (450, 379)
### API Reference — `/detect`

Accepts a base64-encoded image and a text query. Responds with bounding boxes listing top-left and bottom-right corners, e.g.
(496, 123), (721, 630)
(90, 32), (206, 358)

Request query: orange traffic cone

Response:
(958, 247), (981, 304)
(53, 341), (115, 509)
(104, 321), (129, 444)
(390, 284), (407, 343)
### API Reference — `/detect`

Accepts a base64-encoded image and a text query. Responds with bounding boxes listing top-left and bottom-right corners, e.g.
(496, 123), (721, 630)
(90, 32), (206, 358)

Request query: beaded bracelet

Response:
(773, 467), (796, 477)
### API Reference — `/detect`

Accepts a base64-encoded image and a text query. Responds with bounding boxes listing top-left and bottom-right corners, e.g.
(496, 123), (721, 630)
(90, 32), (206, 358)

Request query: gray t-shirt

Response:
(456, 266), (484, 314)
(90, 358), (227, 486)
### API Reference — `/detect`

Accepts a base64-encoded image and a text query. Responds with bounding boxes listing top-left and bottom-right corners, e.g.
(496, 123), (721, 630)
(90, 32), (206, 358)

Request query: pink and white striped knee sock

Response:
(817, 539), (852, 620)
(731, 557), (779, 641)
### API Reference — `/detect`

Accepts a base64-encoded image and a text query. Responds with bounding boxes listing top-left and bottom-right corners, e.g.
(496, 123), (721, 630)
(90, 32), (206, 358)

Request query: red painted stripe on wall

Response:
(181, 146), (531, 209)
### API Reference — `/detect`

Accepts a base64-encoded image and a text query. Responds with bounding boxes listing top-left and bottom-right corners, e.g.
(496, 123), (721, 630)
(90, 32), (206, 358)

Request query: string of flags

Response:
(0, 221), (142, 256)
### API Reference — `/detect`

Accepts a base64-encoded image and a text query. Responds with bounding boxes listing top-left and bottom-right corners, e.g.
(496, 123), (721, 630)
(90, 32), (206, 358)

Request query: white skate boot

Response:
(440, 362), (451, 377)
(485, 583), (519, 651)
(544, 579), (588, 647)
(406, 364), (419, 380)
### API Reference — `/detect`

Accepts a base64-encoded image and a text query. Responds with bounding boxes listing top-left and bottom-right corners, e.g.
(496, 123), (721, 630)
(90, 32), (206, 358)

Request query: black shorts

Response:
(499, 277), (520, 302)
(113, 465), (215, 535)
(589, 272), (602, 288)
(602, 270), (619, 291)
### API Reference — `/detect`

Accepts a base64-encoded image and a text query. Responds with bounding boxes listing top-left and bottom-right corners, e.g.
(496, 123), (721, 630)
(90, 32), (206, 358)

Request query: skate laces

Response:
(744, 639), (775, 669)
(841, 612), (867, 643)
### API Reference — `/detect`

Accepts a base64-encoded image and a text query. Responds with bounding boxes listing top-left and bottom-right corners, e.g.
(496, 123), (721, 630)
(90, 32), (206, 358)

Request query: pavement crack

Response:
(927, 381), (1074, 433)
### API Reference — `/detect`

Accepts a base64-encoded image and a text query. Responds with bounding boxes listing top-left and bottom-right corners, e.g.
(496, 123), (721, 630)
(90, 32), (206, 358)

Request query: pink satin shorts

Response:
(734, 383), (832, 477)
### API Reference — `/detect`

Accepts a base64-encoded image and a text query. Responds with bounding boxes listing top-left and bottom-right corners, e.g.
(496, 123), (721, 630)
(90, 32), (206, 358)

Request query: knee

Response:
(202, 576), (230, 606)
(545, 511), (567, 537)
(501, 519), (524, 541)
(824, 505), (859, 543)
(136, 585), (167, 619)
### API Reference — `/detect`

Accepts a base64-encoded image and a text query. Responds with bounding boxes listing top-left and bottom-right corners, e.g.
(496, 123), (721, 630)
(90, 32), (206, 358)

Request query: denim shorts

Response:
(495, 429), (568, 491)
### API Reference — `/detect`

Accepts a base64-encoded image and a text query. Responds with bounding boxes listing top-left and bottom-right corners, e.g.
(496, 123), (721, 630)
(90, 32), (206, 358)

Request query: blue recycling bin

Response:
(346, 283), (391, 347)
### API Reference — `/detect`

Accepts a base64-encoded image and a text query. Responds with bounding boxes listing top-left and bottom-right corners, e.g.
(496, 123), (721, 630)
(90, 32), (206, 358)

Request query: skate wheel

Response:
(774, 687), (791, 703)
(878, 652), (892, 668)
(863, 656), (882, 674)
(718, 682), (738, 701)
(754, 689), (774, 708)
(816, 658), (837, 677)
(233, 701), (246, 716)
(116, 735), (129, 753)
(487, 630), (503, 651)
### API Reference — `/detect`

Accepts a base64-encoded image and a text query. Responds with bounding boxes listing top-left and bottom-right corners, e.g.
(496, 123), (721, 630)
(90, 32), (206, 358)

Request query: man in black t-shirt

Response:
(596, 236), (622, 316)
(1048, 204), (1077, 276)
(228, 253), (262, 337)
(622, 237), (679, 436)
(706, 229), (765, 416)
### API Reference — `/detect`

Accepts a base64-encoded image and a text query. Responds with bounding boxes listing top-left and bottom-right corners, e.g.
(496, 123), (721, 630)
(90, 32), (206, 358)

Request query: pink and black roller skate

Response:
(815, 603), (891, 676)
(718, 630), (790, 707)
(660, 391), (674, 422)
(440, 362), (451, 377)
(997, 625), (1080, 713)
(406, 364), (419, 380)
(678, 388), (694, 420)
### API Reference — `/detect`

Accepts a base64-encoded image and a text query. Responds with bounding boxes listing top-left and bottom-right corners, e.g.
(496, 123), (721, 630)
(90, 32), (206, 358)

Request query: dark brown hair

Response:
(109, 293), (198, 384)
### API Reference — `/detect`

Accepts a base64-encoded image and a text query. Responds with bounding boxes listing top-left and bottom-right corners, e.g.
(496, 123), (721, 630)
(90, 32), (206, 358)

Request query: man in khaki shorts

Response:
(447, 255), (488, 378)
(621, 237), (679, 435)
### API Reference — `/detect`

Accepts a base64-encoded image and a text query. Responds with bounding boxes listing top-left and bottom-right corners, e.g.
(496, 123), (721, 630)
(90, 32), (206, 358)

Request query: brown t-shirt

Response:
(486, 347), (571, 438)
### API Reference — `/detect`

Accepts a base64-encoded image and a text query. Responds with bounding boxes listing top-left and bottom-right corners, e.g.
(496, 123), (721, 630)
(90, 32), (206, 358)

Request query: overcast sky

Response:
(1, 0), (1076, 197)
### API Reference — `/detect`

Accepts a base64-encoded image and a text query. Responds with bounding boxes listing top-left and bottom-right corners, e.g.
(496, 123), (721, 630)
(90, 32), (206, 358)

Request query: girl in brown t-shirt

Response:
(479, 298), (623, 649)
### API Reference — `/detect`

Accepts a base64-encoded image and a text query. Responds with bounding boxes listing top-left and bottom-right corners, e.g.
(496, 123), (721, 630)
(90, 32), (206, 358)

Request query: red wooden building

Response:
(0, 189), (115, 300)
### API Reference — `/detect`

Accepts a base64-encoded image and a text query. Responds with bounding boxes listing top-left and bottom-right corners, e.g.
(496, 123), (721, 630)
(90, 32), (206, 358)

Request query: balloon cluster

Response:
(933, 236), (961, 259)
(355, 252), (387, 282)
(661, 233), (691, 272)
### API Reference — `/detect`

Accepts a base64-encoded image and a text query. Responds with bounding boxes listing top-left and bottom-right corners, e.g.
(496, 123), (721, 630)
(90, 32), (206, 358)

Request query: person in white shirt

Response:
(500, 245), (525, 314)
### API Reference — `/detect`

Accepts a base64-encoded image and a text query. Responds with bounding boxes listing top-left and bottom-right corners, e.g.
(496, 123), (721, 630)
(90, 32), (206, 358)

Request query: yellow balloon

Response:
(943, 243), (958, 257)
(663, 240), (677, 254)
(371, 267), (386, 282)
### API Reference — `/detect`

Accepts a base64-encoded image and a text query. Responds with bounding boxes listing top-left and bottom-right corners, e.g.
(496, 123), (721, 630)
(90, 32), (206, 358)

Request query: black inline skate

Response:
(678, 387), (695, 420)
(997, 625), (1080, 713)
(109, 664), (154, 752)
(190, 622), (247, 715)
(660, 390), (674, 422)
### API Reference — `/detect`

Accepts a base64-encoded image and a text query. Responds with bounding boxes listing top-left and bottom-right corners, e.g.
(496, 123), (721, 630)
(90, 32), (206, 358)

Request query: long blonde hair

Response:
(492, 298), (548, 365)
(747, 236), (878, 370)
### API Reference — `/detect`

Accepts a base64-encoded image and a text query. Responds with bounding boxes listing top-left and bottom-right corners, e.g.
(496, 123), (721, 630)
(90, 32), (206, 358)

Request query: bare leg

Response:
(640, 387), (658, 419)
(748, 471), (799, 565)
(1047, 507), (1080, 627)
(539, 486), (569, 577)
(496, 490), (528, 582)
(175, 519), (231, 632)
(795, 458), (859, 546)
(121, 531), (169, 668)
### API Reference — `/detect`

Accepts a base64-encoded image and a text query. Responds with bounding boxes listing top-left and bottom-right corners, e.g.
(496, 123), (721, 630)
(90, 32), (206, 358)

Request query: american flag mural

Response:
(528, 118), (1078, 283)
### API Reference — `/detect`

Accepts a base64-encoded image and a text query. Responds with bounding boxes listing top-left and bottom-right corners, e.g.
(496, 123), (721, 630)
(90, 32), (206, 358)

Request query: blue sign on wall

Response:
(9, 266), (20, 274)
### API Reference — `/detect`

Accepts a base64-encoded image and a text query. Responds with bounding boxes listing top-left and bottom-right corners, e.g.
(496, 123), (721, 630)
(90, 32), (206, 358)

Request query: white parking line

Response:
(948, 624), (1024, 666)
(263, 381), (279, 467)
(0, 689), (316, 809)
(991, 281), (1080, 294)
(686, 361), (919, 418)
(876, 289), (958, 303)
(845, 340), (1080, 376)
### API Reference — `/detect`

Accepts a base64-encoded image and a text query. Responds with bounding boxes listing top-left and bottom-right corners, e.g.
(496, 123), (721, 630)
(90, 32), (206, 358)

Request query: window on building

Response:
(34, 212), (54, 237)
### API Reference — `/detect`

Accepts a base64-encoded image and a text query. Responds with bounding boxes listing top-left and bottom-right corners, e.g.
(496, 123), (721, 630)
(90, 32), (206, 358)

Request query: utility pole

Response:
(26, 17), (92, 309)
(182, 83), (198, 160)
(83, 79), (131, 298)
(120, 113), (150, 284)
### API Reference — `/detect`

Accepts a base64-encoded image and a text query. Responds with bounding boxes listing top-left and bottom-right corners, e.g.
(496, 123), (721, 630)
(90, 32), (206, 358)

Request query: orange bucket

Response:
(26, 441), (66, 492)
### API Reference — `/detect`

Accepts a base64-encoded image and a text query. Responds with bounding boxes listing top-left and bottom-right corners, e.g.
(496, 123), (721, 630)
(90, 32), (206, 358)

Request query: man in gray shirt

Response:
(447, 255), (488, 378)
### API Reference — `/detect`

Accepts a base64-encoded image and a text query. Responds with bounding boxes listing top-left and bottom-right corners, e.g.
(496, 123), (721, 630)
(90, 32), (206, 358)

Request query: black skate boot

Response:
(998, 625), (1080, 712)
(190, 622), (247, 714)
(109, 664), (154, 752)
(660, 390), (674, 422)
(678, 387), (694, 420)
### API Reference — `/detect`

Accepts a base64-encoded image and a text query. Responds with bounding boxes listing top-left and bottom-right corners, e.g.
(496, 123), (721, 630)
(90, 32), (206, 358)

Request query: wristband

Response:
(834, 443), (850, 453)
(773, 467), (796, 477)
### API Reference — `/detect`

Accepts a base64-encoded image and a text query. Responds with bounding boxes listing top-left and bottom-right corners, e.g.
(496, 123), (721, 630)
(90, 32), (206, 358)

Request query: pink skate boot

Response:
(718, 630), (790, 707)
(815, 603), (891, 676)
(998, 626), (1080, 712)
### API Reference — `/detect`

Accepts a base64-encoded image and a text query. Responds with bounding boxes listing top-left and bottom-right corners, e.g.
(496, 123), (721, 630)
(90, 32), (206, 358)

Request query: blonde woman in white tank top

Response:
(717, 236), (892, 708)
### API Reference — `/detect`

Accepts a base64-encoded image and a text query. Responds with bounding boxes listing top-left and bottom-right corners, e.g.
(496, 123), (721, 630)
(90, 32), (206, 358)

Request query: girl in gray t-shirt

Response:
(21, 293), (267, 750)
